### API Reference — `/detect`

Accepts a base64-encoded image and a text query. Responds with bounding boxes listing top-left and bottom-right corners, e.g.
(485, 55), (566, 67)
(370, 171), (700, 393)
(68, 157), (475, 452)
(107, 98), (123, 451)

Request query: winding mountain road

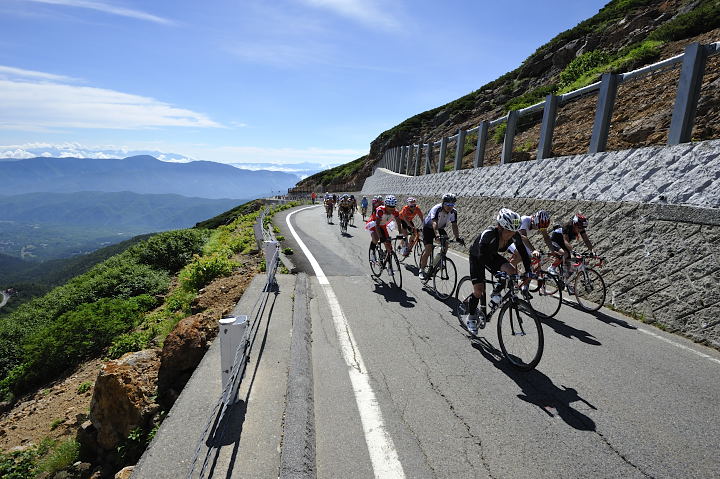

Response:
(0, 291), (9, 309)
(278, 205), (720, 479)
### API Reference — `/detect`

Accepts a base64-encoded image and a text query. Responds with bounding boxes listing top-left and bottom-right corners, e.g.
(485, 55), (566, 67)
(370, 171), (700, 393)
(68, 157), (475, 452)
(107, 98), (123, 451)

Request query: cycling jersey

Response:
(519, 215), (533, 232)
(366, 205), (400, 240)
(360, 198), (369, 208)
(469, 226), (531, 284)
(338, 199), (353, 209)
(423, 204), (457, 228)
(399, 205), (423, 224)
(550, 225), (578, 251)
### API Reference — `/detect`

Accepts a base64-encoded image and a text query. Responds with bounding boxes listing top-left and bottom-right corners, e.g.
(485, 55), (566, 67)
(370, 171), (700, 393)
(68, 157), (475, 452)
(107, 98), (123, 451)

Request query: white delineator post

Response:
(219, 315), (248, 405)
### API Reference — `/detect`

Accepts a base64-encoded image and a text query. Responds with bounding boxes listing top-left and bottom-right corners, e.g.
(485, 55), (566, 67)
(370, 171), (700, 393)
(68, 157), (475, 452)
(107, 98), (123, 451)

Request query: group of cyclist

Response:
(320, 190), (596, 336)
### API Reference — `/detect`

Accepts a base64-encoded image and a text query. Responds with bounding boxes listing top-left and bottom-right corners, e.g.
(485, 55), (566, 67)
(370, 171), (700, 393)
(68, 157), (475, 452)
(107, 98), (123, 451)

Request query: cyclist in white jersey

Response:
(418, 193), (464, 280)
(507, 210), (553, 269)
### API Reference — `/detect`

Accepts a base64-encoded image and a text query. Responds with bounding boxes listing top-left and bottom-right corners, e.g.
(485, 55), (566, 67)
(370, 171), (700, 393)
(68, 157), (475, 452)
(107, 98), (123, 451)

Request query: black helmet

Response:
(442, 193), (456, 204)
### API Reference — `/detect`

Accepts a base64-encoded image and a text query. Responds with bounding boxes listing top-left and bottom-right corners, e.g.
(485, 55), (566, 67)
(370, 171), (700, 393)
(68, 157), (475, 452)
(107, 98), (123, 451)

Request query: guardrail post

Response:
(454, 129), (466, 170)
(501, 111), (519, 165)
(537, 94), (559, 160)
(474, 121), (489, 168)
(264, 240), (278, 288)
(589, 73), (619, 153)
(438, 137), (448, 172)
(424, 143), (432, 174)
(413, 144), (421, 176)
(220, 315), (248, 405)
(403, 146), (411, 174)
(398, 147), (404, 174)
(668, 42), (707, 145)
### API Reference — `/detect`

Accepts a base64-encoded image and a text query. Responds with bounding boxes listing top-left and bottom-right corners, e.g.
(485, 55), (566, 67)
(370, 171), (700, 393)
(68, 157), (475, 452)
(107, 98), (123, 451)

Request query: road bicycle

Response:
(391, 226), (420, 264)
(339, 208), (349, 234)
(349, 208), (355, 227)
(368, 242), (402, 289)
(325, 204), (334, 224)
(525, 254), (563, 318)
(456, 272), (544, 371)
(420, 235), (457, 300)
(550, 252), (607, 312)
(361, 206), (368, 221)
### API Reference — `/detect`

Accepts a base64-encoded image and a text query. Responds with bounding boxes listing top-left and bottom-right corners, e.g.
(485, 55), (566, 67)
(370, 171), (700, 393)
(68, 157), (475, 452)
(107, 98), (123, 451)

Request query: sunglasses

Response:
(444, 203), (455, 207)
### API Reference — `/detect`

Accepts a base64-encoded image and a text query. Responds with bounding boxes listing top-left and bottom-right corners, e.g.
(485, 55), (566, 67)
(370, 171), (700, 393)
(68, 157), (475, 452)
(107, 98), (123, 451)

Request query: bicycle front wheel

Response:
(433, 256), (457, 300)
(413, 240), (424, 268)
(368, 245), (382, 277)
(574, 268), (606, 312)
(529, 272), (562, 319)
(387, 252), (403, 289)
(497, 300), (544, 371)
(455, 276), (474, 322)
(393, 236), (408, 263)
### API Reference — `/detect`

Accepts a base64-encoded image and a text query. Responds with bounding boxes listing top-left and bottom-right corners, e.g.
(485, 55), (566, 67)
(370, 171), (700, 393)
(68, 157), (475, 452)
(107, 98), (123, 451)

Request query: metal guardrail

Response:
(378, 41), (719, 175)
(186, 209), (280, 479)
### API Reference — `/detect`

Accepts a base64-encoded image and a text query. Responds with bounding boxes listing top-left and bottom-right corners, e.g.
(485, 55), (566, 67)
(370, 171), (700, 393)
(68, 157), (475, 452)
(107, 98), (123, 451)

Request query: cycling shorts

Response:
(469, 253), (508, 285)
(423, 226), (447, 246)
(400, 219), (416, 232)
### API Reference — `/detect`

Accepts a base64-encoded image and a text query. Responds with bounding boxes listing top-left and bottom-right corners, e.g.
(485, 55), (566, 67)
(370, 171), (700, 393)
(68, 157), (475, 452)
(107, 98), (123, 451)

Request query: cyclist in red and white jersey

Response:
(367, 195), (401, 264)
(397, 197), (423, 256)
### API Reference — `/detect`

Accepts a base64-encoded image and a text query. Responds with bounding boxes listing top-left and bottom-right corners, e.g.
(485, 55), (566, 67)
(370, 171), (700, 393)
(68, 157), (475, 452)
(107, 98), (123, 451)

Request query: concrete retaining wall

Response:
(362, 140), (720, 348)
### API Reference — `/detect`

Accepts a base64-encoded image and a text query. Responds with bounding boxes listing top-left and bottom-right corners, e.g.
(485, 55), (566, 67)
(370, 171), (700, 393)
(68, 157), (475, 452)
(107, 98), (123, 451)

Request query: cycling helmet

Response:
(534, 210), (551, 229)
(384, 195), (398, 207)
(442, 193), (456, 204)
(350, 194), (355, 199)
(407, 197), (417, 205)
(573, 214), (589, 228)
(496, 208), (522, 231)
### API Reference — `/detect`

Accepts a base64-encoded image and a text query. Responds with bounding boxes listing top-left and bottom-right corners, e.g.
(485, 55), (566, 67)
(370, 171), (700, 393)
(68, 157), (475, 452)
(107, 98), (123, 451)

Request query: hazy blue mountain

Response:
(0, 155), (298, 199)
(0, 191), (243, 261)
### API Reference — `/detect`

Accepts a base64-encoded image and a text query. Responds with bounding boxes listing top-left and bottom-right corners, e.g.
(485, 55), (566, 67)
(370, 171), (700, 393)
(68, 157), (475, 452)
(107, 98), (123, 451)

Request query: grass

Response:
(76, 381), (93, 394)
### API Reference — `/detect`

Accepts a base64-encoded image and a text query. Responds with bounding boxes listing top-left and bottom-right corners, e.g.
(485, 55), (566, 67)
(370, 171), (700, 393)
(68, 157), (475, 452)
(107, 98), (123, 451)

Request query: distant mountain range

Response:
(0, 155), (298, 199)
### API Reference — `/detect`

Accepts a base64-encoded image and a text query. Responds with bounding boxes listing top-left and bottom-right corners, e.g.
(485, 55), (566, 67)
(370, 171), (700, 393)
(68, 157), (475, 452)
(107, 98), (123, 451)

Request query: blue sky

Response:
(0, 0), (609, 174)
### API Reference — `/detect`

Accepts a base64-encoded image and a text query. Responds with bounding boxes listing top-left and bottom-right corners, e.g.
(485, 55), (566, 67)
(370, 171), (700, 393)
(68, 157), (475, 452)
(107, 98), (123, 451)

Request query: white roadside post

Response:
(219, 315), (248, 405)
(264, 240), (279, 288)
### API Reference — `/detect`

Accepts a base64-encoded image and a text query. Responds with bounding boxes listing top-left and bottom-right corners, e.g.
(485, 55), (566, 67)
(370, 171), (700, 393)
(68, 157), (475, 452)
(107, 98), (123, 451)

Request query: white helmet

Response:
(496, 208), (521, 231)
(384, 195), (398, 207)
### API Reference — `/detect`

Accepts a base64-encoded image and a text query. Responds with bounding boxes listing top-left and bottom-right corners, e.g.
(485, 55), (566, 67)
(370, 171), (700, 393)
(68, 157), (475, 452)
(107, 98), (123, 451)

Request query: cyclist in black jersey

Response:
(549, 213), (594, 280)
(464, 208), (533, 335)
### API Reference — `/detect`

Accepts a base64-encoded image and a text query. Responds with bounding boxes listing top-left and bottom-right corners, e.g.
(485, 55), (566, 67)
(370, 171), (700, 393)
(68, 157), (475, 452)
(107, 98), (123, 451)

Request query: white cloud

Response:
(296, 0), (399, 30)
(0, 142), (196, 162)
(0, 67), (222, 131)
(25, 0), (174, 25)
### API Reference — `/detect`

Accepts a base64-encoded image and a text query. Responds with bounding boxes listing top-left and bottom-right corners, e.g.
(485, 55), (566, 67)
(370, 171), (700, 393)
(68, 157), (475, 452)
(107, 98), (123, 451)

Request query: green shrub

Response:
(107, 329), (155, 359)
(276, 235), (285, 241)
(76, 381), (93, 394)
(165, 288), (196, 313)
(50, 418), (64, 430)
(649, 0), (720, 42)
(179, 254), (238, 291)
(559, 50), (611, 89)
(282, 248), (294, 255)
(0, 438), (53, 479)
(132, 229), (208, 273)
(491, 123), (507, 144)
(37, 440), (79, 476)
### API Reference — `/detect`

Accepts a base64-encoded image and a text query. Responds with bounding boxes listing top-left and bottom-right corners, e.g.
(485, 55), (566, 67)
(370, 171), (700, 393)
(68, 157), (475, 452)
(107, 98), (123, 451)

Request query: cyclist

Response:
(338, 194), (353, 226)
(371, 195), (384, 212)
(507, 210), (553, 270)
(360, 196), (369, 220)
(548, 214), (595, 288)
(398, 197), (423, 256)
(324, 193), (335, 221)
(367, 195), (400, 265)
(419, 193), (464, 280)
(463, 208), (533, 335)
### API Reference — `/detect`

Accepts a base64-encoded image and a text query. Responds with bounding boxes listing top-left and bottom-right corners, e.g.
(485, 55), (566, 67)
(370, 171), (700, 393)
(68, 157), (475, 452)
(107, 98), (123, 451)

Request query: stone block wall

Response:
(362, 140), (720, 348)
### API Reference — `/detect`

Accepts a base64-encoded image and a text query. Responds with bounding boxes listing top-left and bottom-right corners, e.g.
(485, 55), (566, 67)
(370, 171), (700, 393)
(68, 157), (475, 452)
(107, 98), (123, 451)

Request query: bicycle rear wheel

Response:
(368, 245), (382, 277)
(497, 300), (544, 371)
(393, 236), (409, 263)
(433, 256), (457, 300)
(528, 271), (562, 319)
(387, 252), (403, 289)
(413, 240), (424, 268)
(574, 268), (606, 312)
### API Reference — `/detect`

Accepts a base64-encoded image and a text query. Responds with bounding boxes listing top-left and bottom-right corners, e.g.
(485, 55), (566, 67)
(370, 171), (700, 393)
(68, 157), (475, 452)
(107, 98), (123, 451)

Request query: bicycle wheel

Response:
(413, 240), (424, 268)
(368, 245), (382, 277)
(574, 268), (606, 312)
(433, 256), (457, 300)
(387, 252), (403, 289)
(528, 271), (562, 319)
(497, 299), (544, 371)
(455, 276), (474, 321)
(393, 236), (408, 263)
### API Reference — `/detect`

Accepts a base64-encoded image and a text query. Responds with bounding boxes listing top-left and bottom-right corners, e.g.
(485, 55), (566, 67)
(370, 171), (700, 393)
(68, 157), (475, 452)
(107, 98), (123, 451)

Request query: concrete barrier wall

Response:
(362, 140), (720, 349)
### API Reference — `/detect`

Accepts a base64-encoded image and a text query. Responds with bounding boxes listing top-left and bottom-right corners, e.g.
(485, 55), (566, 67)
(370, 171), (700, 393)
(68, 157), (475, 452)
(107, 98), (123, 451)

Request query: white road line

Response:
(637, 327), (720, 365)
(286, 206), (406, 479)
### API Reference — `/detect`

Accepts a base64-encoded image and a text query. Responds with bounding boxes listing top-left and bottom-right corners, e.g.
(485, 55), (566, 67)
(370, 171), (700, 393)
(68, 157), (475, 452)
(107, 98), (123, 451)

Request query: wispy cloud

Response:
(208, 145), (365, 164)
(0, 142), (196, 161)
(25, 0), (174, 25)
(0, 66), (222, 131)
(296, 0), (399, 30)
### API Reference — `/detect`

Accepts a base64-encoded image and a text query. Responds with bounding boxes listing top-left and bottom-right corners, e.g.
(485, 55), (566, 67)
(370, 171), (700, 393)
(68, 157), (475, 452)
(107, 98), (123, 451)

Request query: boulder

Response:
(114, 466), (134, 479)
(157, 313), (216, 409)
(89, 350), (160, 451)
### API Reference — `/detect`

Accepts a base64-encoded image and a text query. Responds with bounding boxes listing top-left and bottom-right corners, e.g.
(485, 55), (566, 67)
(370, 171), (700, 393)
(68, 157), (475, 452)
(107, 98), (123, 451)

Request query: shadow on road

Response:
(561, 300), (637, 329)
(470, 337), (597, 431)
(538, 314), (602, 346)
(372, 278), (418, 308)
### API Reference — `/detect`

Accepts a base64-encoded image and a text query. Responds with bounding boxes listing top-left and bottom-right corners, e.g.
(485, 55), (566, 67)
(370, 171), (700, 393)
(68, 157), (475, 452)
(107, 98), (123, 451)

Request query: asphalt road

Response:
(277, 205), (720, 479)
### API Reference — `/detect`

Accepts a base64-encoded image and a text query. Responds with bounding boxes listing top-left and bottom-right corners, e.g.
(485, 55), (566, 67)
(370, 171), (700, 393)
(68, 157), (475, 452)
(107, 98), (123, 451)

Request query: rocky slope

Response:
(295, 0), (720, 192)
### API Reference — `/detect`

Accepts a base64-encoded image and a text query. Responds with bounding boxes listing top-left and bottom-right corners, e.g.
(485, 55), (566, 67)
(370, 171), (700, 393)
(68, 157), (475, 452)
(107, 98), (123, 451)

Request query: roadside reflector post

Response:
(219, 315), (248, 405)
